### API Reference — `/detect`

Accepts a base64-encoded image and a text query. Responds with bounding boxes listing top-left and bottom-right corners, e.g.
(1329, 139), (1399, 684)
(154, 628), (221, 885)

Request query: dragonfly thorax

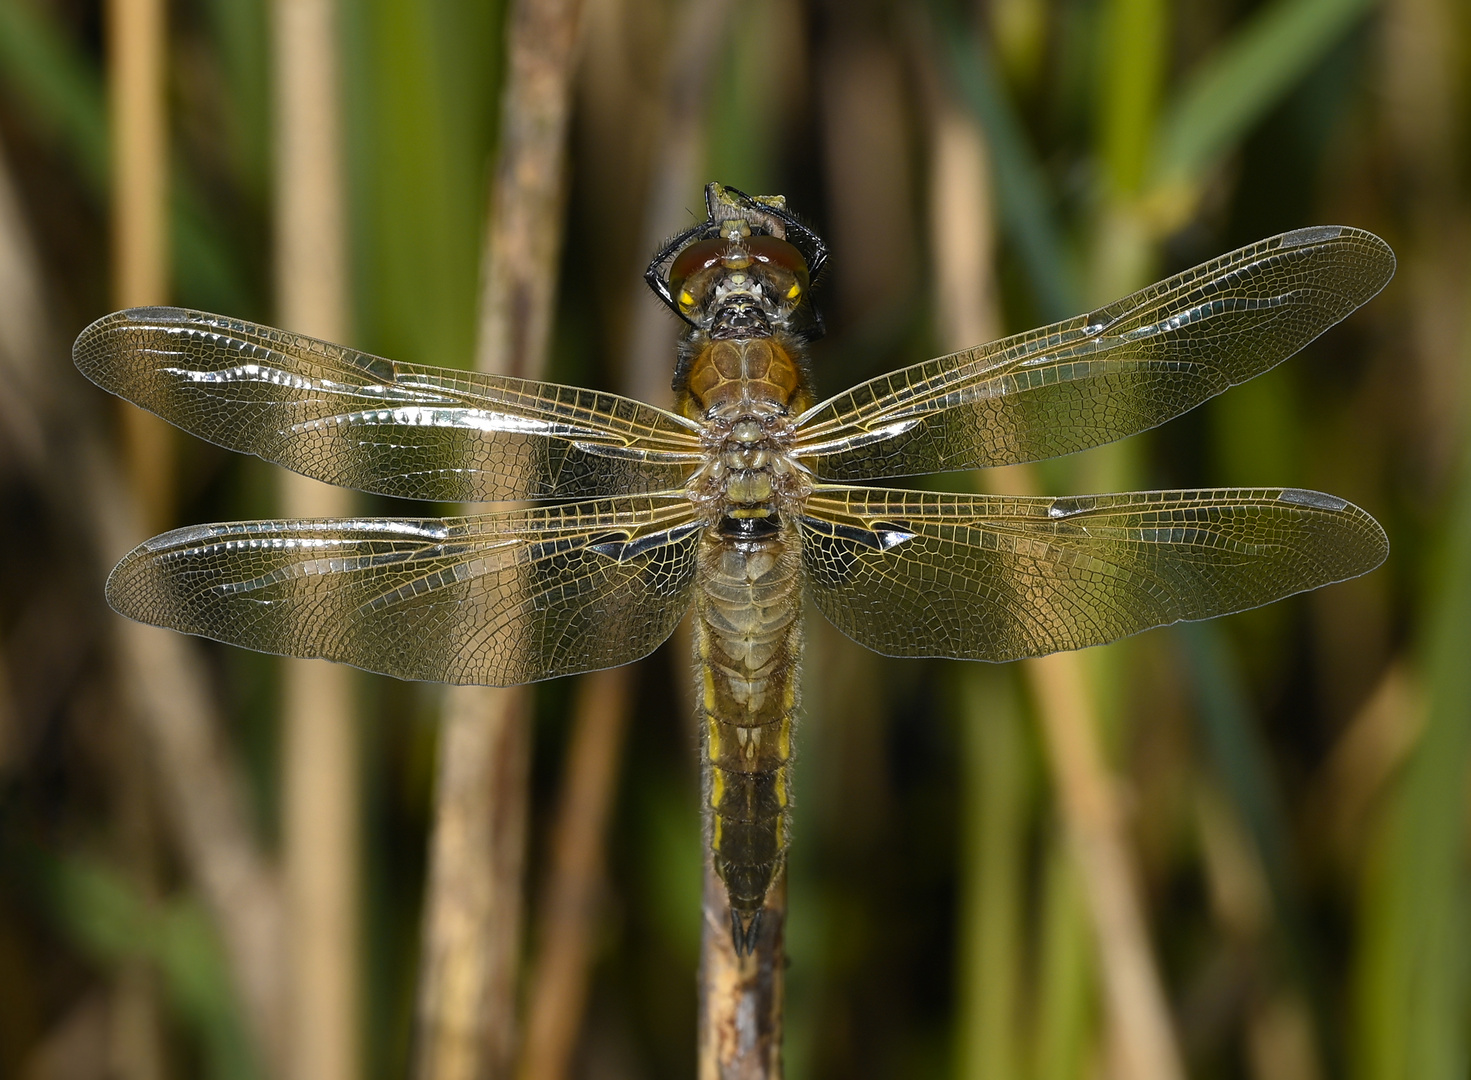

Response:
(686, 409), (807, 530)
(679, 335), (812, 418)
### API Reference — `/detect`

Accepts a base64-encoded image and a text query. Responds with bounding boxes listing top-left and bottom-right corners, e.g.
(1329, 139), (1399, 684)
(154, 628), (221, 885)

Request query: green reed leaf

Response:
(1152, 0), (1376, 188)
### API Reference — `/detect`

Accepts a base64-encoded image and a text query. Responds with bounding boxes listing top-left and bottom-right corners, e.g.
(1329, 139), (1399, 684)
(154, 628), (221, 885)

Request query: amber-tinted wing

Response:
(795, 227), (1394, 479)
(800, 486), (1386, 662)
(74, 307), (703, 501)
(106, 494), (703, 684)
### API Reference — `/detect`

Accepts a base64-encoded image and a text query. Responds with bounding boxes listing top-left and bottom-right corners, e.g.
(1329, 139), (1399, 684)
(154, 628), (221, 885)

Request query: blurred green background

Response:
(0, 0), (1467, 1077)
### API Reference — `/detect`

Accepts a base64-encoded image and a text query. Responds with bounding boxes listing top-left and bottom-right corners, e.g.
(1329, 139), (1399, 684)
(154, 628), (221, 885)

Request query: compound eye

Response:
(746, 235), (810, 304)
(667, 237), (728, 305)
(746, 235), (809, 276)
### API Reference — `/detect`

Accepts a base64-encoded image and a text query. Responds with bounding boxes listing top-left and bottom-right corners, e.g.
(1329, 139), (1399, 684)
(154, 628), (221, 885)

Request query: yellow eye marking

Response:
(786, 282), (801, 300)
(678, 289), (695, 308)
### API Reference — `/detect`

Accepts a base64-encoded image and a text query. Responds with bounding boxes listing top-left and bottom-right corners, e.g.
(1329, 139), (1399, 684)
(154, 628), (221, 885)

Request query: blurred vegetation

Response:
(0, 0), (1468, 1078)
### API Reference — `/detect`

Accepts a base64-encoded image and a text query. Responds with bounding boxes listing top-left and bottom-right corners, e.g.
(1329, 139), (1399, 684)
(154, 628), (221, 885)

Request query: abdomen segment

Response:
(694, 530), (803, 954)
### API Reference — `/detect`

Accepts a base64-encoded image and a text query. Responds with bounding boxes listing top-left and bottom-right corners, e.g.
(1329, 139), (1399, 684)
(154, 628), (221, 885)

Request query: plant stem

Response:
(698, 869), (785, 1079)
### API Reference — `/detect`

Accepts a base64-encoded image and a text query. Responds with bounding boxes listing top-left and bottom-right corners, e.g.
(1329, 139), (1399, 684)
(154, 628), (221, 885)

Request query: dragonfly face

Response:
(74, 184), (1395, 953)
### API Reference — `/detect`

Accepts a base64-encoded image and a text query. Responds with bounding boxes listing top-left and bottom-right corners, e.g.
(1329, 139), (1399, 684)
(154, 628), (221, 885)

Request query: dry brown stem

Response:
(474, 0), (586, 379)
(621, 0), (735, 406)
(271, 1), (359, 1078)
(697, 867), (785, 1080)
(925, 86), (1182, 1080)
(99, 510), (286, 1073)
(1027, 655), (1184, 1080)
(514, 1), (737, 1061)
(517, 666), (633, 1080)
(98, 3), (287, 1071)
(415, 687), (532, 1080)
(279, 650), (358, 1080)
(107, 0), (172, 532)
(417, 5), (588, 1074)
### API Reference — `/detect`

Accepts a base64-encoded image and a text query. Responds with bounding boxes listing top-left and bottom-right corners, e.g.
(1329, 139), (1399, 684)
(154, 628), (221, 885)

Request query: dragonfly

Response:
(75, 183), (1393, 954)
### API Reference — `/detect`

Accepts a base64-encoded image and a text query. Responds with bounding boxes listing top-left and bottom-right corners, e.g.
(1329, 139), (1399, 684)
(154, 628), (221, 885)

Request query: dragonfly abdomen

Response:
(695, 529), (803, 955)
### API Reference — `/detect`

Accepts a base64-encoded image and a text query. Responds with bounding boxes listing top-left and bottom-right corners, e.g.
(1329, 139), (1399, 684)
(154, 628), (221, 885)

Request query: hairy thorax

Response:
(679, 333), (812, 522)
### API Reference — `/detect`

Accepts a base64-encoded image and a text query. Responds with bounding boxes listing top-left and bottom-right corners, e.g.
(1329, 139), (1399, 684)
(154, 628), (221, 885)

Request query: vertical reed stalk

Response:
(698, 874), (785, 1080)
(927, 41), (1182, 1074)
(926, 92), (1027, 1080)
(108, 0), (171, 532)
(416, 1), (583, 1077)
(105, 4), (171, 1076)
(1027, 654), (1183, 1080)
(1031, 843), (1096, 1080)
(955, 667), (1030, 1080)
(520, 1), (736, 1067)
(595, 4), (780, 1075)
(417, 686), (531, 1080)
(518, 666), (632, 1080)
(272, 3), (358, 1080)
(621, 0), (734, 406)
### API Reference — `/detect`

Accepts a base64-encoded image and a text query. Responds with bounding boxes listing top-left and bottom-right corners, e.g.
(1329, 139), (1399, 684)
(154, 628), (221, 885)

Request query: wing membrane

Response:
(800, 486), (1387, 662)
(796, 227), (1394, 479)
(74, 307), (703, 501)
(106, 494), (703, 684)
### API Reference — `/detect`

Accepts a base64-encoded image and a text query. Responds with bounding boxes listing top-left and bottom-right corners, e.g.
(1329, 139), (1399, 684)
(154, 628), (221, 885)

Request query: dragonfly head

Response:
(647, 183), (827, 340)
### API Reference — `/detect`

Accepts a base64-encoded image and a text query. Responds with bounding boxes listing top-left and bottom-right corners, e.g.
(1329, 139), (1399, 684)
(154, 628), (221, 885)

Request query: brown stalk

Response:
(271, 2), (359, 1079)
(517, 666), (633, 1080)
(105, 3), (197, 1076)
(698, 873), (785, 1080)
(416, 686), (532, 1080)
(473, 0), (585, 380)
(415, 0), (585, 1076)
(515, 2), (735, 1073)
(927, 92), (1021, 1080)
(108, 0), (172, 533)
(0, 130), (284, 1069)
(924, 75), (1183, 1080)
(1027, 655), (1184, 1080)
(97, 489), (287, 1075)
(621, 0), (736, 407)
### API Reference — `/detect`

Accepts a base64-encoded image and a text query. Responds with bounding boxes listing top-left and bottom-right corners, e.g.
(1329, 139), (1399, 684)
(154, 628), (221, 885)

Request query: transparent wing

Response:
(74, 307), (704, 501)
(795, 227), (1395, 479)
(106, 494), (703, 685)
(799, 485), (1387, 662)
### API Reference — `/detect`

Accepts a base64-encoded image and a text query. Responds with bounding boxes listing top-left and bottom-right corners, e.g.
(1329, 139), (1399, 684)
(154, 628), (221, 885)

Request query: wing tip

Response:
(72, 306), (202, 386)
(103, 544), (155, 627)
(1277, 224), (1397, 298)
(1275, 487), (1390, 576)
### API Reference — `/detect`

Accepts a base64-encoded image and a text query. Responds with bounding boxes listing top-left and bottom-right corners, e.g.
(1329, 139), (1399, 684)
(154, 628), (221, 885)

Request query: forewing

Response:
(800, 486), (1387, 662)
(74, 307), (703, 501)
(106, 494), (703, 685)
(796, 227), (1394, 479)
